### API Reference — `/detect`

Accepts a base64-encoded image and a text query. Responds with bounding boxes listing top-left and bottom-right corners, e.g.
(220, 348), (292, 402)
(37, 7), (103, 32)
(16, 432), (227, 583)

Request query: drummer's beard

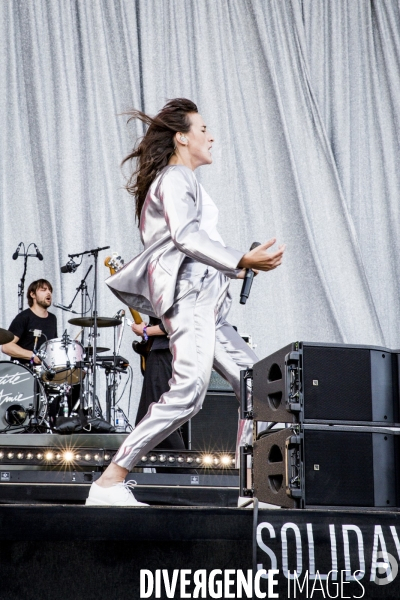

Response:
(36, 298), (52, 309)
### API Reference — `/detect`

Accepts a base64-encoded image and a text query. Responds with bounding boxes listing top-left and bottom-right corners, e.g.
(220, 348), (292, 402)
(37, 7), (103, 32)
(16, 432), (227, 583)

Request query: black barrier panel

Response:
(256, 509), (400, 599)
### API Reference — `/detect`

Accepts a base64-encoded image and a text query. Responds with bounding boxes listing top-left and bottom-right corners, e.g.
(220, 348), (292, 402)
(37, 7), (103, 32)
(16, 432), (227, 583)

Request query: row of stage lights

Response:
(0, 448), (236, 469)
(139, 453), (236, 467)
(0, 448), (105, 466)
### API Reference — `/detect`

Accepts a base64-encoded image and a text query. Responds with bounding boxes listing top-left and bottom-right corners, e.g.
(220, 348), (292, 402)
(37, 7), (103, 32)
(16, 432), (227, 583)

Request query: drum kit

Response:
(0, 312), (130, 434)
(0, 245), (135, 434)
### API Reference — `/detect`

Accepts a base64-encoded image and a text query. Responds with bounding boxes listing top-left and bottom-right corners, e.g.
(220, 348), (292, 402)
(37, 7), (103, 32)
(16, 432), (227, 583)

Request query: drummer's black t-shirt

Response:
(8, 308), (58, 364)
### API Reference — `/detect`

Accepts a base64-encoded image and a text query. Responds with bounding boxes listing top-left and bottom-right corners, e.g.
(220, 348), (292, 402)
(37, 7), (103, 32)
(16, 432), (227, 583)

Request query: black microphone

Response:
(33, 244), (43, 261)
(240, 242), (261, 305)
(12, 243), (22, 260)
(60, 258), (78, 273)
(53, 303), (78, 314)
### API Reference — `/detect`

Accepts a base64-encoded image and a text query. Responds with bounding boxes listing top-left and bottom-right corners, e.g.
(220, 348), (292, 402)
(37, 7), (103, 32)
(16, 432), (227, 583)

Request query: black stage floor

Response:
(1, 505), (400, 599)
(0, 504), (253, 600)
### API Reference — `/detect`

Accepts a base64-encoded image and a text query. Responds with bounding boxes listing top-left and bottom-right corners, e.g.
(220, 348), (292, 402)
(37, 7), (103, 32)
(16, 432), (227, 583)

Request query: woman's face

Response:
(185, 112), (214, 168)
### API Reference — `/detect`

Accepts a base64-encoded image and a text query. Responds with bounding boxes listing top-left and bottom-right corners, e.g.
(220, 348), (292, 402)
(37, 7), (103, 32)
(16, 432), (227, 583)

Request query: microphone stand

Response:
(57, 265), (93, 316)
(15, 243), (42, 313)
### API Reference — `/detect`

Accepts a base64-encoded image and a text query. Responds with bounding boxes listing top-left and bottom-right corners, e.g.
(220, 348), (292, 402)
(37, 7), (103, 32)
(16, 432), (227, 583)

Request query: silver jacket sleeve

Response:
(159, 166), (244, 276)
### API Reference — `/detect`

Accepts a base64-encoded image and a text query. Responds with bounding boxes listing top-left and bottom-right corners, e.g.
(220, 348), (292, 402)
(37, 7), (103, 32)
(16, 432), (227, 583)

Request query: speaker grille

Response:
(303, 346), (372, 421)
(190, 393), (237, 452)
(304, 430), (374, 506)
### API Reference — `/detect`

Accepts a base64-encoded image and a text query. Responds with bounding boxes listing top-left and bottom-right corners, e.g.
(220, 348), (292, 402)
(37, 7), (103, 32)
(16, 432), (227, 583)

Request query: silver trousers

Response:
(112, 259), (258, 471)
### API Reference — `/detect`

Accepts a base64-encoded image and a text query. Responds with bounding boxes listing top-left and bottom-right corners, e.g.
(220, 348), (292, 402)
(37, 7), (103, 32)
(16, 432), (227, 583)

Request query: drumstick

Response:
(74, 329), (83, 340)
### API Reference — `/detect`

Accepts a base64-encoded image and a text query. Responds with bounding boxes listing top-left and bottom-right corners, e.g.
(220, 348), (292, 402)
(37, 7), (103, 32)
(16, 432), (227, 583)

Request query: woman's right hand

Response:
(237, 238), (286, 272)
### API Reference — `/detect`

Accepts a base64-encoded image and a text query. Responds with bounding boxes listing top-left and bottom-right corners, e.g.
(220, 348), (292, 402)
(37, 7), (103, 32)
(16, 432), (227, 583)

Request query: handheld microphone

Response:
(240, 242), (261, 305)
(12, 243), (22, 260)
(60, 258), (78, 274)
(33, 244), (43, 261)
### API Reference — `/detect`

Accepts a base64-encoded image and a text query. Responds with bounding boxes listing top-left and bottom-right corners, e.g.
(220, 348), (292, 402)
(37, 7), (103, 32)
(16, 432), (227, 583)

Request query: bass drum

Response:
(0, 361), (46, 430)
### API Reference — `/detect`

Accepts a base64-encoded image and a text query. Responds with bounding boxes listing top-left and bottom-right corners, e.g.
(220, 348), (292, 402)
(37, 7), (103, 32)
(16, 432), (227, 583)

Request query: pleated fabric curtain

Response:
(1, 0), (399, 420)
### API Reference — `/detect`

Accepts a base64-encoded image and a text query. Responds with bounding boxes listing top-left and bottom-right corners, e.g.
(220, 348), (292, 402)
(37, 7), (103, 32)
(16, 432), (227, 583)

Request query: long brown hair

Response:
(121, 98), (198, 221)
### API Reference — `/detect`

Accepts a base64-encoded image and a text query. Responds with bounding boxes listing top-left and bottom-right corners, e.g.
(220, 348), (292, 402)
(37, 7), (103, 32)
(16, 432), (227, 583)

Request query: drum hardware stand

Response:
(104, 365), (119, 424)
(26, 349), (55, 432)
(58, 383), (72, 417)
(55, 265), (93, 412)
(12, 242), (44, 313)
(27, 370), (51, 433)
(60, 246), (110, 417)
(102, 313), (127, 426)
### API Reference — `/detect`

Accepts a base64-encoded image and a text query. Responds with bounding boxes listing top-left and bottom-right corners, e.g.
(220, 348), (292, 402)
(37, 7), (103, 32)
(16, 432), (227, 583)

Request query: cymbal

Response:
(0, 328), (13, 345)
(68, 317), (122, 328)
(84, 346), (110, 355)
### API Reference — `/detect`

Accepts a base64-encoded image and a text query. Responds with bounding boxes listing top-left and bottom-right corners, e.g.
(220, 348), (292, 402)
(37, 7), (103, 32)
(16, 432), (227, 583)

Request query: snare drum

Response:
(0, 361), (46, 429)
(39, 337), (85, 385)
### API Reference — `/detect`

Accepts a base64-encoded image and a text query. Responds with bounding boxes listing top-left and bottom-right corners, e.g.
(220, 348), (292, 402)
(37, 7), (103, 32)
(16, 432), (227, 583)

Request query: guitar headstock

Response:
(104, 252), (125, 276)
(105, 252), (143, 325)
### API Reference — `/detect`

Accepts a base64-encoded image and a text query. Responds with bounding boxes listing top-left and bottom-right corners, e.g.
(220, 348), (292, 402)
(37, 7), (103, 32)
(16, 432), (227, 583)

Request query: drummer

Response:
(2, 279), (57, 366)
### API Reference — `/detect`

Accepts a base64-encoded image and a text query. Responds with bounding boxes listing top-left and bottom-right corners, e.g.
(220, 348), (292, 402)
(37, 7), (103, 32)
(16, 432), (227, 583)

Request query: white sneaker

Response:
(85, 480), (149, 506)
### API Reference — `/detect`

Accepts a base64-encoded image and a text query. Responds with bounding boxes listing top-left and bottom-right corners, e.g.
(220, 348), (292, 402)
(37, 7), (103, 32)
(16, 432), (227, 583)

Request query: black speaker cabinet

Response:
(253, 342), (400, 425)
(190, 391), (238, 452)
(253, 425), (400, 509)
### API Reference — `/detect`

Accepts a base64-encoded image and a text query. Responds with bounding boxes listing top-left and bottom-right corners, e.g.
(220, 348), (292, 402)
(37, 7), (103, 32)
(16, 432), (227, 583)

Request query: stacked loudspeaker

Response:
(248, 342), (400, 509)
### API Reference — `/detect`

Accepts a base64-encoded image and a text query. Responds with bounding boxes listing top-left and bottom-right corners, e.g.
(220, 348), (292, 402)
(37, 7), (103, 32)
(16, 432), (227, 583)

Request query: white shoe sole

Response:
(85, 498), (109, 506)
(85, 497), (149, 507)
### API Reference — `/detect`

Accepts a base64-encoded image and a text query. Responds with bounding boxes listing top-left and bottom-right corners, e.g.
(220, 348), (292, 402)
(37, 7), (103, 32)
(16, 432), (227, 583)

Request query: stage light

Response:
(168, 456), (176, 463)
(149, 455), (157, 462)
(26, 453), (33, 460)
(177, 456), (184, 463)
(37, 453), (43, 460)
(84, 454), (91, 461)
(7, 452), (14, 459)
(141, 456), (147, 462)
(45, 452), (54, 461)
(94, 454), (100, 461)
(17, 452), (24, 460)
(0, 452), (4, 459)
(159, 454), (167, 463)
(195, 457), (201, 464)
(104, 454), (110, 461)
(186, 456), (193, 463)
(75, 454), (81, 461)
(63, 451), (74, 462)
(213, 457), (219, 465)
(55, 453), (62, 460)
(220, 455), (231, 466)
(202, 455), (213, 465)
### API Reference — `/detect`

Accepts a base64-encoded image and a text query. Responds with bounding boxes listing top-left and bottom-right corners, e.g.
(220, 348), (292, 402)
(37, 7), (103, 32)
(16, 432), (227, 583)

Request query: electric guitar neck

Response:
(104, 253), (150, 374)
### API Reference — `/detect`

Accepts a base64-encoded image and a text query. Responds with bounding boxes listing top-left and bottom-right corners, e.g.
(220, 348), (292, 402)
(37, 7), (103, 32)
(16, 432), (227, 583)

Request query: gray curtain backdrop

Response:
(1, 0), (399, 422)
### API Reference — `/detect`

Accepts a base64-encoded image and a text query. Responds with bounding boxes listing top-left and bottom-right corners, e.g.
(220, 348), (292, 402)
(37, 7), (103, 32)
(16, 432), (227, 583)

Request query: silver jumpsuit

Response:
(108, 165), (258, 471)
